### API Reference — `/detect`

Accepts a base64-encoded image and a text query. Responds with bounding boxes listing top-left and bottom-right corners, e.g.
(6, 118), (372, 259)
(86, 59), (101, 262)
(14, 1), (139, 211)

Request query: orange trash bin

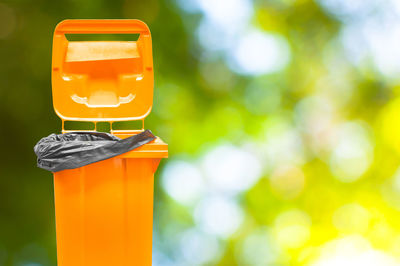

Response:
(50, 19), (168, 266)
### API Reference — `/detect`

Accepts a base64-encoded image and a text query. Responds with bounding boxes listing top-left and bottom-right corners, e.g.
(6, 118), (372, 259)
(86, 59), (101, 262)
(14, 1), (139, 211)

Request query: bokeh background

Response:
(1, 0), (400, 265)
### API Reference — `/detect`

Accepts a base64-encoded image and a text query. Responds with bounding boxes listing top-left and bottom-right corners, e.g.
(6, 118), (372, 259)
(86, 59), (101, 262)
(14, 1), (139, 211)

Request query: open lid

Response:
(51, 19), (154, 125)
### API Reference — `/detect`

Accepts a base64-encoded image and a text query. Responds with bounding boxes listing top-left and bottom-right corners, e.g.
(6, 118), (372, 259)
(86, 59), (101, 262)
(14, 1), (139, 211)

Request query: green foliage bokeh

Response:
(0, 0), (400, 265)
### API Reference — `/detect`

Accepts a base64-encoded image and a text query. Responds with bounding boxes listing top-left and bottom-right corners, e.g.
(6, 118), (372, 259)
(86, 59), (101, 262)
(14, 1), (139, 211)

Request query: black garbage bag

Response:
(34, 130), (156, 172)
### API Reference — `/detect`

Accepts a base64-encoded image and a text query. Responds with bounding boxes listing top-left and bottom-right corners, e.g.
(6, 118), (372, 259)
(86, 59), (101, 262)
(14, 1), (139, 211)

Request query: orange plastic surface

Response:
(51, 20), (168, 266)
(53, 137), (167, 266)
(52, 19), (154, 123)
(54, 157), (160, 266)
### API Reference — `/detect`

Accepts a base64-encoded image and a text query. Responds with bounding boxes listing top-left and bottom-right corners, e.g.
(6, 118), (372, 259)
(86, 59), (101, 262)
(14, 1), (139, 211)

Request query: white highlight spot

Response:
(196, 0), (253, 30)
(237, 227), (279, 265)
(161, 160), (205, 206)
(201, 144), (262, 195)
(311, 235), (399, 266)
(194, 196), (244, 238)
(332, 203), (371, 234)
(179, 229), (222, 265)
(228, 29), (291, 76)
(274, 209), (311, 249)
(330, 122), (373, 182)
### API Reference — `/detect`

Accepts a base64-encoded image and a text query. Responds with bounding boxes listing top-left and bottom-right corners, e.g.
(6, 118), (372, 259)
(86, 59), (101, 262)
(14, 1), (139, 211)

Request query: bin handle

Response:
(52, 19), (153, 71)
(54, 19), (151, 35)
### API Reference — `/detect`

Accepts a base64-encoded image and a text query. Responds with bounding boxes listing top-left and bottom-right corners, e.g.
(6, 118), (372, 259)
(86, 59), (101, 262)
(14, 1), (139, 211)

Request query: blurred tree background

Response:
(1, 0), (400, 265)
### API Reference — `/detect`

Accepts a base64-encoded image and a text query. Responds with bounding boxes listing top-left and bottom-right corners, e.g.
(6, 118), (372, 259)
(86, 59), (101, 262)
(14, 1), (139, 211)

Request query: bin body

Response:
(54, 157), (160, 266)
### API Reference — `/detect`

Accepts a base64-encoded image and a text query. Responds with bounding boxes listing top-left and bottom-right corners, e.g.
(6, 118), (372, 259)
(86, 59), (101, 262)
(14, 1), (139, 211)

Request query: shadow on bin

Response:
(35, 19), (168, 266)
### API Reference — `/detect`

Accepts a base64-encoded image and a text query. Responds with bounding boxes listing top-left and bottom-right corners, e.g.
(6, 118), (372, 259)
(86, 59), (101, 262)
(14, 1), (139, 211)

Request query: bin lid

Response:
(51, 19), (154, 123)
